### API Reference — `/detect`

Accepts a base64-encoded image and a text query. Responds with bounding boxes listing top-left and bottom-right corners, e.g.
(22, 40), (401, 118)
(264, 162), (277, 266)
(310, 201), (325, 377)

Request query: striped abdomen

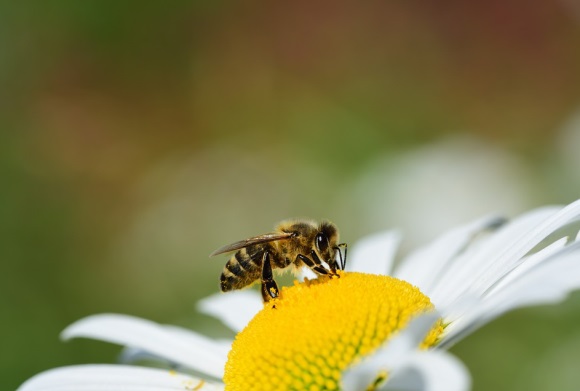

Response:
(220, 246), (264, 292)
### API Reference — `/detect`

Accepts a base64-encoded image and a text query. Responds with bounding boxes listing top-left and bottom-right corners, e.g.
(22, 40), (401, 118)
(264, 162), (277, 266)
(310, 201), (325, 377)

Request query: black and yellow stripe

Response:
(220, 246), (264, 291)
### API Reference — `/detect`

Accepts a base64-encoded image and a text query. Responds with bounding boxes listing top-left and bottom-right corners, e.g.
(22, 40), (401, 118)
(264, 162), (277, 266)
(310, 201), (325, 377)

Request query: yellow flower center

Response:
(224, 272), (442, 391)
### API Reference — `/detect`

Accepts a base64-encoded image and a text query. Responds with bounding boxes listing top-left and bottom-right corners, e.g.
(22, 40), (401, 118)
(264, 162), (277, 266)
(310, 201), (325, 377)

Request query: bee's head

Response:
(314, 221), (341, 269)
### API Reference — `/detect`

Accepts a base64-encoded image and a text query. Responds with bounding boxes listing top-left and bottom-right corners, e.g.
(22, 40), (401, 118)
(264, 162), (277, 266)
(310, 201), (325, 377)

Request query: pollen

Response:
(224, 271), (442, 391)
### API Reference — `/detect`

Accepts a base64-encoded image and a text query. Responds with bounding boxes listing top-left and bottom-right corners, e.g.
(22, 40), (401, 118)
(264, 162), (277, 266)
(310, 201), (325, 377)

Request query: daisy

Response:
(18, 200), (580, 391)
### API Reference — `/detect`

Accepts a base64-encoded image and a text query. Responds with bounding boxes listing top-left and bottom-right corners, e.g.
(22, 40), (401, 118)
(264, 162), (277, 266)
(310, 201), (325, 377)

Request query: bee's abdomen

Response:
(220, 247), (262, 292)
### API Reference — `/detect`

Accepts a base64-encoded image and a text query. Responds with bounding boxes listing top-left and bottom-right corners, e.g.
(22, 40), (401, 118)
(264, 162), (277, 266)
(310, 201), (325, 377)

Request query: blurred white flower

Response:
(556, 109), (580, 168)
(337, 136), (536, 247)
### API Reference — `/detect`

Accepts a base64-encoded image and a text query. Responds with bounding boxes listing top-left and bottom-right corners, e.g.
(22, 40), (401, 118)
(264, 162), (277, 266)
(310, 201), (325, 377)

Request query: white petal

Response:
(395, 215), (505, 295)
(382, 350), (471, 391)
(298, 267), (317, 281)
(119, 346), (170, 365)
(197, 290), (262, 333)
(442, 243), (580, 347)
(61, 314), (226, 378)
(343, 313), (470, 391)
(17, 364), (224, 391)
(348, 230), (401, 275)
(428, 206), (561, 308)
(163, 325), (232, 357)
(467, 201), (580, 297)
(119, 327), (231, 368)
(484, 237), (568, 297)
(440, 238), (568, 333)
(342, 313), (439, 390)
(483, 243), (580, 319)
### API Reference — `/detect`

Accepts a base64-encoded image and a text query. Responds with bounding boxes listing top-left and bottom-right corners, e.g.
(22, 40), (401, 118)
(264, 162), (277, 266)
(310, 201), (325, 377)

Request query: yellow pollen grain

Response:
(224, 271), (442, 391)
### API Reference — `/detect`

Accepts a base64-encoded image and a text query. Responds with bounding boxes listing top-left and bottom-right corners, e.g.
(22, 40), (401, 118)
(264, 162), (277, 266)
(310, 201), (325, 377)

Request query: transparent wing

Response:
(209, 232), (293, 256)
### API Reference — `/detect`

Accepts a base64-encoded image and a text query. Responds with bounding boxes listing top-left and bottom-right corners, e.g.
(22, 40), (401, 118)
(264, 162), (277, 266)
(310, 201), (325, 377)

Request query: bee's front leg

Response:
(297, 254), (333, 276)
(260, 251), (279, 302)
(311, 250), (341, 277)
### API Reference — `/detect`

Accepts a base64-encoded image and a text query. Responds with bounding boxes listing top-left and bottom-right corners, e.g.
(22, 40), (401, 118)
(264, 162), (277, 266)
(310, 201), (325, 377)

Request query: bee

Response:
(210, 219), (347, 302)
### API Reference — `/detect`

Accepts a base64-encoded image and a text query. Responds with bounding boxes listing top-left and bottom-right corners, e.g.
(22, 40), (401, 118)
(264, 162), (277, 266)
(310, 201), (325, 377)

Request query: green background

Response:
(3, 2), (580, 390)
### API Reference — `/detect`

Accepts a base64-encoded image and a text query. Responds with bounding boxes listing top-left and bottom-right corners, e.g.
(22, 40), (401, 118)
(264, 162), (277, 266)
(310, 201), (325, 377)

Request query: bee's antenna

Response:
(335, 243), (347, 270)
(333, 247), (343, 270)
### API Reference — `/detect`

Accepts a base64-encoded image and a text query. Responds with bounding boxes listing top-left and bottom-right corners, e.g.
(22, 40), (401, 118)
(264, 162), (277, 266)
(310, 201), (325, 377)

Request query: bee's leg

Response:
(310, 250), (340, 276)
(261, 251), (279, 302)
(297, 254), (330, 276)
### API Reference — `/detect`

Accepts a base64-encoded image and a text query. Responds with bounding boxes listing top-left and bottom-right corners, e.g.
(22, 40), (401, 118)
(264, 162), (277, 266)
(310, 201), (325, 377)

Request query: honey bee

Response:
(210, 219), (347, 302)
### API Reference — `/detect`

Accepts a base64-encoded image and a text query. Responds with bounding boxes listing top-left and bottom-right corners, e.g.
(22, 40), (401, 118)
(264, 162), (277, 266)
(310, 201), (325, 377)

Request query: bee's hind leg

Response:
(260, 251), (279, 302)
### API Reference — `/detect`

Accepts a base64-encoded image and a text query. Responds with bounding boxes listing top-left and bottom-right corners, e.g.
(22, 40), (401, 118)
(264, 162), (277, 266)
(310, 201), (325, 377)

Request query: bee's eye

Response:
(315, 233), (329, 253)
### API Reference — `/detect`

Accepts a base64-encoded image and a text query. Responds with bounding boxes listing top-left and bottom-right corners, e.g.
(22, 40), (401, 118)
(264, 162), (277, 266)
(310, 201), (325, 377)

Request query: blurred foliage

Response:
(3, 1), (580, 390)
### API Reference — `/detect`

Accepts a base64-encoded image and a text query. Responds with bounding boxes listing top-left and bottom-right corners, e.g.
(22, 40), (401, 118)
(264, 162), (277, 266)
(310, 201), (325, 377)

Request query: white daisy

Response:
(18, 200), (580, 391)
(200, 199), (580, 388)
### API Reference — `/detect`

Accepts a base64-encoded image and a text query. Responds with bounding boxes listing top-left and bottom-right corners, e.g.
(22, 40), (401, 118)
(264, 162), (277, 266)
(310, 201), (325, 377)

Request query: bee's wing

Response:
(209, 232), (293, 257)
